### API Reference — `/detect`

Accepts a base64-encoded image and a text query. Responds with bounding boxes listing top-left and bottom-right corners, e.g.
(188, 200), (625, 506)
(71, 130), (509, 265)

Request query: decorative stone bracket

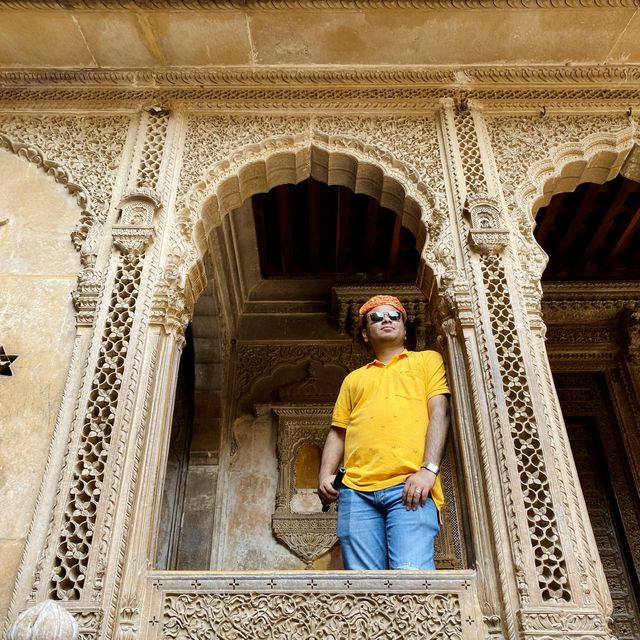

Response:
(464, 193), (510, 255)
(112, 189), (161, 256)
(269, 405), (338, 567)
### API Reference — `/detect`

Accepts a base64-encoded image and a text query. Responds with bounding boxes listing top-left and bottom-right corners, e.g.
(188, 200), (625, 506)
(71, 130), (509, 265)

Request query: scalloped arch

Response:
(178, 132), (444, 308)
(0, 131), (94, 252)
(515, 125), (639, 220)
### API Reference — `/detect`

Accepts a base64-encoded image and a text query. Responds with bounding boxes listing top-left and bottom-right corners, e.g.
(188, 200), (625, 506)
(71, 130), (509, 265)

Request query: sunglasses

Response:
(367, 310), (403, 324)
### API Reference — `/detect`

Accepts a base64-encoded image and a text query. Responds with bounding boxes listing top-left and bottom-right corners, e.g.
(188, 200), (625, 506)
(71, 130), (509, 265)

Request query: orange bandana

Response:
(358, 295), (407, 327)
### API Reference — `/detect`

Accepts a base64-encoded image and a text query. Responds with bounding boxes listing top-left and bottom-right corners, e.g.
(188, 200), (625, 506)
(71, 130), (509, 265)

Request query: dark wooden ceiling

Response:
(252, 174), (640, 284)
(252, 177), (420, 282)
(535, 174), (640, 281)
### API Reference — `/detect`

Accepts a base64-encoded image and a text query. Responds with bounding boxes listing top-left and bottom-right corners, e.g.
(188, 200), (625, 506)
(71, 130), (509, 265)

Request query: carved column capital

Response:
(112, 189), (161, 256)
(71, 268), (105, 328)
(151, 262), (191, 349)
(438, 278), (474, 330)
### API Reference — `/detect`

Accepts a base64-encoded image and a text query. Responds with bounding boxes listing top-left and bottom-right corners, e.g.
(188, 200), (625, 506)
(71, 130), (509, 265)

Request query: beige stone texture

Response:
(220, 414), (302, 570)
(608, 11), (640, 62)
(249, 8), (636, 66)
(0, 7), (637, 69)
(73, 12), (160, 68)
(0, 151), (79, 624)
(0, 541), (23, 624)
(0, 11), (94, 67)
(146, 11), (251, 66)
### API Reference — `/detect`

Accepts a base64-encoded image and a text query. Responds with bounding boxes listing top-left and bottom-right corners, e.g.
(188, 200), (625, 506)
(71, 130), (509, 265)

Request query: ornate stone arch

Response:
(502, 123), (640, 291)
(159, 130), (450, 327)
(517, 125), (639, 220)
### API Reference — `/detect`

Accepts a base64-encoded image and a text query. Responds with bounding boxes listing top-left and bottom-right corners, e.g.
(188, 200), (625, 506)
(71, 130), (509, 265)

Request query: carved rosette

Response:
(464, 194), (509, 255)
(112, 189), (161, 256)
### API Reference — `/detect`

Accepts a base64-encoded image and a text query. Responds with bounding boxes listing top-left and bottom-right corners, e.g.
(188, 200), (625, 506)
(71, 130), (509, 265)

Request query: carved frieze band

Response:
(163, 592), (461, 640)
(0, 0), (638, 10)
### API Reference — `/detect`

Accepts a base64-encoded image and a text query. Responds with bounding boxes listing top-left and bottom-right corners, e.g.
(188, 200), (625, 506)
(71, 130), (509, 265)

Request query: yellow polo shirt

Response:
(332, 349), (449, 510)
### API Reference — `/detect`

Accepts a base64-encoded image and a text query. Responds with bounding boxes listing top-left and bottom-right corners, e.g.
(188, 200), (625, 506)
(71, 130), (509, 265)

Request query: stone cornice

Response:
(0, 0), (638, 11)
(3, 66), (640, 91)
(0, 65), (640, 99)
(0, 0), (637, 8)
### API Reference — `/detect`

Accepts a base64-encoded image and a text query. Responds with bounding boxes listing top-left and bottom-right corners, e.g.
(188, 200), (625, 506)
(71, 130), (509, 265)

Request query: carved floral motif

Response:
(486, 114), (632, 212)
(162, 592), (462, 640)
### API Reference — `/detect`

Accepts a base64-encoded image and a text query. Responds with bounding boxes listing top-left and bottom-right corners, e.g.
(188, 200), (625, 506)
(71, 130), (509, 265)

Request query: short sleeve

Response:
(331, 374), (353, 429)
(421, 351), (450, 401)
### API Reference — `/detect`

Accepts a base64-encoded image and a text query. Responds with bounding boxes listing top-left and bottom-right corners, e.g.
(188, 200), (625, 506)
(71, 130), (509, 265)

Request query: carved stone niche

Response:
(112, 188), (161, 256)
(257, 403), (338, 568)
(464, 193), (510, 255)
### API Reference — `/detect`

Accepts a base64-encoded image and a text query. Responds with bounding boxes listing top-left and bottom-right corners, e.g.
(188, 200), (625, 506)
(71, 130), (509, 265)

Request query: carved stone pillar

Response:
(437, 99), (614, 639)
(8, 109), (175, 640)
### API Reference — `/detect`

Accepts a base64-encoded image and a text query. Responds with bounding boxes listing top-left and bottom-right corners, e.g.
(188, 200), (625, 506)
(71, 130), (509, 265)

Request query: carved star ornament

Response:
(0, 345), (18, 376)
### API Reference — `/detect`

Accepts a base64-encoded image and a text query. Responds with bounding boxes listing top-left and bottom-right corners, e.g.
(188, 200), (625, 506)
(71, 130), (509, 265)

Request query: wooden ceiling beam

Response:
(276, 184), (295, 274)
(388, 213), (402, 274)
(604, 202), (640, 268)
(534, 191), (565, 246)
(335, 186), (350, 271)
(553, 182), (601, 261)
(307, 178), (321, 271)
(583, 179), (636, 268)
(364, 198), (380, 267)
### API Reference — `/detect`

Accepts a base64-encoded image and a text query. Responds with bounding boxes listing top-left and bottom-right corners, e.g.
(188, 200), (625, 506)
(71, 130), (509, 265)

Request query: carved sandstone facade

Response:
(1, 10), (640, 640)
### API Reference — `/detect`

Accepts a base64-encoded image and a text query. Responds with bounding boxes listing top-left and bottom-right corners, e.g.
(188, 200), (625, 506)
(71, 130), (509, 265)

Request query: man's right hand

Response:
(318, 474), (339, 505)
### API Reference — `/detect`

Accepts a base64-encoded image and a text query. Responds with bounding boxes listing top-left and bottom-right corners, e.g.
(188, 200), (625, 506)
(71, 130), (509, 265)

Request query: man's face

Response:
(362, 304), (406, 346)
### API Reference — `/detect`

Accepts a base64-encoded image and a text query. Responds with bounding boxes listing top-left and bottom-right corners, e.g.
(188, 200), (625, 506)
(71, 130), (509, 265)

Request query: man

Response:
(318, 295), (450, 570)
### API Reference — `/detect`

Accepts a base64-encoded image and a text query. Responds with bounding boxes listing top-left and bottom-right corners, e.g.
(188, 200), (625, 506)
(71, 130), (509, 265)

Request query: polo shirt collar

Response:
(367, 348), (410, 368)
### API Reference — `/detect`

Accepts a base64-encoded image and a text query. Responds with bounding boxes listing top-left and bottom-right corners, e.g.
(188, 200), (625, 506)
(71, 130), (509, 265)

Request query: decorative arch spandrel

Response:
(0, 116), (131, 259)
(485, 113), (640, 306)
(156, 114), (452, 331)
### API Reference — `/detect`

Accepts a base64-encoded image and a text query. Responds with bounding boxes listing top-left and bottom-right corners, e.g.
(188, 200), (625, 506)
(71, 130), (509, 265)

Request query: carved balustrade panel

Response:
(142, 572), (480, 640)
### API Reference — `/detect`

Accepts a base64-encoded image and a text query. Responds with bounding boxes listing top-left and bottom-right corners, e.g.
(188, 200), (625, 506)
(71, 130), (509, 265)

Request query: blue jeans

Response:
(337, 483), (439, 570)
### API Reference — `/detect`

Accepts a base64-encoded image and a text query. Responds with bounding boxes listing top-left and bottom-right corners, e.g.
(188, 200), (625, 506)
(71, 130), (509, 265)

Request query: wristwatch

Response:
(421, 462), (440, 475)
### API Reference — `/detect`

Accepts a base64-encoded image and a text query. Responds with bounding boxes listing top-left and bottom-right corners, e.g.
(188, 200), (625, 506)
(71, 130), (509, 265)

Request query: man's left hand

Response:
(402, 467), (436, 510)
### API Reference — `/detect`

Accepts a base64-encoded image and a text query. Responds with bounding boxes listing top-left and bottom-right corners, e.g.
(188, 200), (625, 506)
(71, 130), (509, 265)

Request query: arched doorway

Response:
(534, 171), (640, 640)
(156, 175), (468, 572)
